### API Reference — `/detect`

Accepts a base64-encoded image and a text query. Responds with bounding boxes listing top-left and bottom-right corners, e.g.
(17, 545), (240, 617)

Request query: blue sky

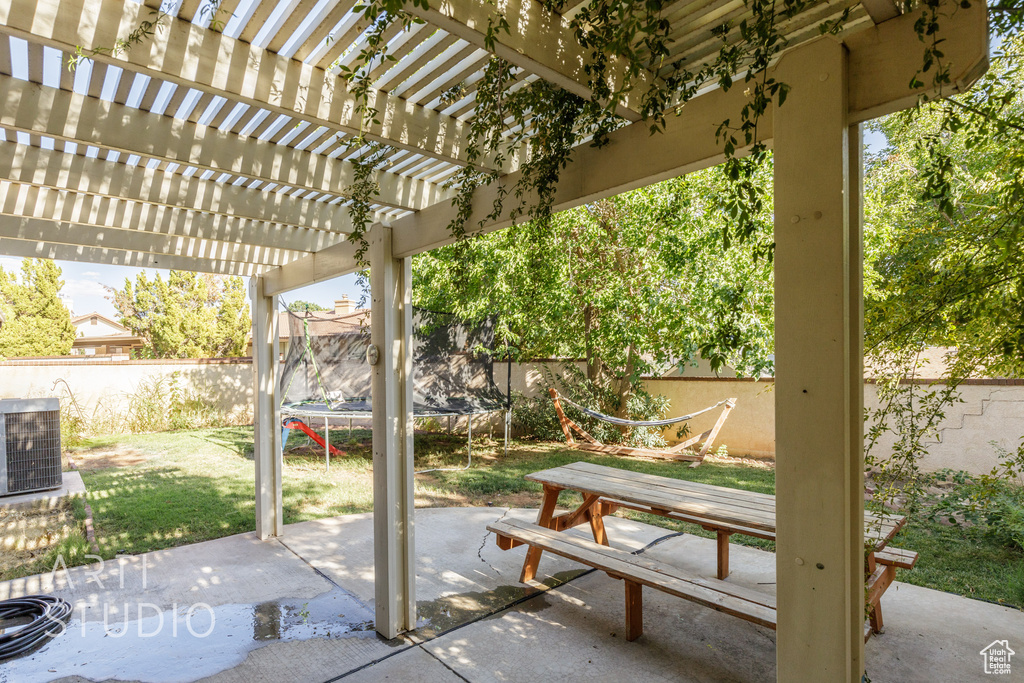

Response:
(1, 129), (888, 319)
(0, 255), (365, 318)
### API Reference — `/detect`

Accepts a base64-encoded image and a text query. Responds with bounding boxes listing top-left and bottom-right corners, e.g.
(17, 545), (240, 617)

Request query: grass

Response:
(891, 516), (1024, 608)
(0, 497), (92, 582)
(6, 425), (1019, 610)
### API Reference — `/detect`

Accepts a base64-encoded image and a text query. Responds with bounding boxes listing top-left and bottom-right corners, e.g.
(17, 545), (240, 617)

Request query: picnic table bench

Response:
(488, 461), (917, 642)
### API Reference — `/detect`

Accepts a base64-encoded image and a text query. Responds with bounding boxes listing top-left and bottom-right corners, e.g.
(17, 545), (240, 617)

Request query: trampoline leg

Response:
(448, 416), (452, 433)
(349, 418), (352, 437)
(467, 416), (472, 466)
(325, 417), (330, 473)
(505, 410), (511, 458)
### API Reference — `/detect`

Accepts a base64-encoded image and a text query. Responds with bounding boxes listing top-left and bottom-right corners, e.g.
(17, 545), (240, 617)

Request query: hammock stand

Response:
(549, 388), (736, 464)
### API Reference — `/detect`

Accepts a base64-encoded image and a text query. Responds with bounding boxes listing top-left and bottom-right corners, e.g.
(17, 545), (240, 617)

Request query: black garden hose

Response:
(0, 595), (73, 661)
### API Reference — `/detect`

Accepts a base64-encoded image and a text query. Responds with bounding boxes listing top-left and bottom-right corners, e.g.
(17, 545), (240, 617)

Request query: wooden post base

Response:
(625, 580), (643, 641)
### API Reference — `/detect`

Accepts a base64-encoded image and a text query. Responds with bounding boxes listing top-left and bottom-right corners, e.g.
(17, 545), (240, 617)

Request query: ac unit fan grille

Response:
(5, 410), (63, 493)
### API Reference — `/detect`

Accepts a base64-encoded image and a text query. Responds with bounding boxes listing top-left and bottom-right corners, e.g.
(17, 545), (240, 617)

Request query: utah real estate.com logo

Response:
(980, 640), (1014, 675)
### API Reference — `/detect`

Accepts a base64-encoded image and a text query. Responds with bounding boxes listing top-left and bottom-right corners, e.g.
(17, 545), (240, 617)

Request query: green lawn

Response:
(19, 425), (1022, 609)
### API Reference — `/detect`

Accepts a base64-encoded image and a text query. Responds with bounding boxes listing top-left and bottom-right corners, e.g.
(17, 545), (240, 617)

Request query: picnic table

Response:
(489, 461), (917, 641)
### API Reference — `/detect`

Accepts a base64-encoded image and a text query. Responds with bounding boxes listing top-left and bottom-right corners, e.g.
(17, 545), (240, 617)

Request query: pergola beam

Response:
(0, 143), (357, 233)
(0, 214), (305, 267)
(261, 237), (361, 296)
(407, 0), (654, 121)
(0, 233), (259, 275)
(0, 0), (486, 170)
(0, 78), (447, 213)
(859, 0), (901, 24)
(0, 179), (337, 254)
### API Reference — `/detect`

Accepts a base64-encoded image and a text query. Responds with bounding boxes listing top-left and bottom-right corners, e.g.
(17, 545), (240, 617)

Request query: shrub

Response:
(126, 373), (228, 433)
(926, 443), (1024, 552)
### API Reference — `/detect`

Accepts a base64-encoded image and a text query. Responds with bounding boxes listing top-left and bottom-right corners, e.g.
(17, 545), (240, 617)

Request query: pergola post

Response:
(369, 225), (416, 638)
(773, 38), (864, 681)
(249, 275), (284, 540)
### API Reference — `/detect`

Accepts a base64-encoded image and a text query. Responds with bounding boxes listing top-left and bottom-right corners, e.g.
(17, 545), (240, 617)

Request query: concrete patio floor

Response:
(0, 507), (1020, 682)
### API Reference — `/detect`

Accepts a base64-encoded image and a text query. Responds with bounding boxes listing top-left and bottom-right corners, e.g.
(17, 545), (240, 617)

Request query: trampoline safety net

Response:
(279, 307), (507, 419)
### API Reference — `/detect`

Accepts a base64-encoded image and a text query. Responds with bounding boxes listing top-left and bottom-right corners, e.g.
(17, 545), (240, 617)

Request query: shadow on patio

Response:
(1, 508), (1019, 682)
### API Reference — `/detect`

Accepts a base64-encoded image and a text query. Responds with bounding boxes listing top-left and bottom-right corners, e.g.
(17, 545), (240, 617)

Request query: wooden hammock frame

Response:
(549, 388), (736, 464)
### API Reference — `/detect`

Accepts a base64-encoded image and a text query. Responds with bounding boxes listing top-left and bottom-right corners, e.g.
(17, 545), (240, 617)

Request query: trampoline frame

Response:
(281, 403), (510, 473)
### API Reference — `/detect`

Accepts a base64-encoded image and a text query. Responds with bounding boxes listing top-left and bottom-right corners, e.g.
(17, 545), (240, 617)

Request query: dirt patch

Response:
(702, 452), (775, 470)
(72, 446), (149, 470)
(0, 499), (82, 581)
(414, 488), (542, 510)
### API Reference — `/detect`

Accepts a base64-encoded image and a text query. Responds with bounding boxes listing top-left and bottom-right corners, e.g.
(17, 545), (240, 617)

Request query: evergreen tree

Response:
(0, 259), (75, 357)
(112, 271), (251, 358)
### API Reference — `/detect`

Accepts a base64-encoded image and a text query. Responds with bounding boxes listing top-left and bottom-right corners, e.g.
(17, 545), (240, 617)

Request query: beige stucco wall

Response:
(2, 357), (1019, 474)
(0, 359), (254, 424)
(643, 377), (1023, 474)
(864, 382), (1024, 475)
(643, 378), (776, 459)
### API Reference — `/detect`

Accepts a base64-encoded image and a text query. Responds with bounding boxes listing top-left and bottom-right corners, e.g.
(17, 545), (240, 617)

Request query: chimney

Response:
(334, 296), (355, 315)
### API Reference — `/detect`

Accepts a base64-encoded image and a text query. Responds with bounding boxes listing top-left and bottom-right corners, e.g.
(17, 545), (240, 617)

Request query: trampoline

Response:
(278, 306), (510, 470)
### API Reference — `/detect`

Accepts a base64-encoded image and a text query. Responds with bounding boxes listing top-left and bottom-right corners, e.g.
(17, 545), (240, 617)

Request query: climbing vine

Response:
(334, 0), (871, 268)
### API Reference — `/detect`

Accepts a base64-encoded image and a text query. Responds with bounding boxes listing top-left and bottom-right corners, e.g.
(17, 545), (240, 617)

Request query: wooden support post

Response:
(697, 399), (736, 458)
(370, 225), (416, 639)
(625, 580), (643, 641)
(588, 507), (609, 546)
(716, 531), (732, 580)
(520, 485), (560, 582)
(774, 37), (865, 681)
(549, 388), (576, 444)
(250, 276), (283, 540)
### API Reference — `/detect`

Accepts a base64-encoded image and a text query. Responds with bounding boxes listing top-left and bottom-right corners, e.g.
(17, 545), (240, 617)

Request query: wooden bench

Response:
(509, 462), (918, 639)
(594, 497), (919, 633)
(488, 518), (777, 641)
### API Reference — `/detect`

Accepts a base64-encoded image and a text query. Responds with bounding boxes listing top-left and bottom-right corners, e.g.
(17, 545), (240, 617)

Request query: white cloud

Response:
(63, 278), (111, 299)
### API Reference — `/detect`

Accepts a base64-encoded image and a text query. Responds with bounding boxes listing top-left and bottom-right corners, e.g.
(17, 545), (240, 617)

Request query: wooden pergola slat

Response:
(0, 76), (448, 212)
(0, 212), (307, 267)
(0, 0), (489, 169)
(0, 143), (356, 234)
(0, 179), (339, 254)
(0, 233), (261, 276)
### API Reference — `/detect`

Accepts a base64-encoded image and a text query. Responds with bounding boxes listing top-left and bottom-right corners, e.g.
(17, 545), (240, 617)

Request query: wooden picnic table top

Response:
(526, 461), (906, 551)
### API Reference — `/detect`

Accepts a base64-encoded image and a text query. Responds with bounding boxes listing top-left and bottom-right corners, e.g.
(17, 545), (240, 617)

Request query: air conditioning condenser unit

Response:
(0, 398), (63, 497)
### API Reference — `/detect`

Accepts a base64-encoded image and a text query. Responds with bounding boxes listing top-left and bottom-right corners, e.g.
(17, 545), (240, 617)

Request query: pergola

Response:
(0, 0), (988, 679)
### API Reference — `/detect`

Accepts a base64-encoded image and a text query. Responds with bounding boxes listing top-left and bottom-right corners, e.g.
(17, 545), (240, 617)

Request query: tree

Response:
(287, 300), (328, 313)
(864, 34), (1024, 380)
(111, 271), (251, 358)
(0, 259), (75, 357)
(862, 30), (1024, 504)
(413, 165), (775, 414)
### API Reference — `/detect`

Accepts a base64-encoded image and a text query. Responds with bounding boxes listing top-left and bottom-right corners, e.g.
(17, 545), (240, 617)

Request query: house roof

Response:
(0, 0), (914, 287)
(70, 312), (132, 334)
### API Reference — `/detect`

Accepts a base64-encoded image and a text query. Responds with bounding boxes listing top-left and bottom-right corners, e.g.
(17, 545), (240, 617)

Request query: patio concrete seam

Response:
(276, 536), (347, 590)
(320, 641), (419, 683)
(319, 564), (604, 682)
(419, 644), (473, 683)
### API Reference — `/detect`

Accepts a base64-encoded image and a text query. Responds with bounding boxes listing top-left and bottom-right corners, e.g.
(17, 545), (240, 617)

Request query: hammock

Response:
(549, 389), (736, 464)
(555, 392), (731, 428)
